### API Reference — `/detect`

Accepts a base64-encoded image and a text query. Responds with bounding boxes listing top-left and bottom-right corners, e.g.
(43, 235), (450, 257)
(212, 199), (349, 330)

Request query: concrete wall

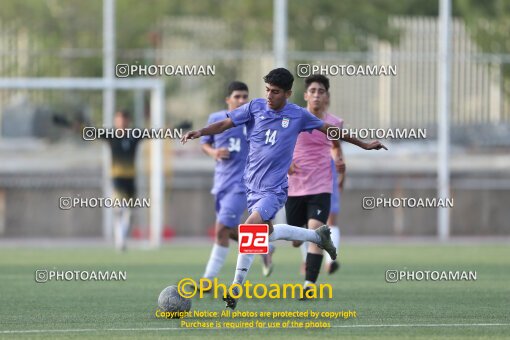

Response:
(1, 168), (509, 238)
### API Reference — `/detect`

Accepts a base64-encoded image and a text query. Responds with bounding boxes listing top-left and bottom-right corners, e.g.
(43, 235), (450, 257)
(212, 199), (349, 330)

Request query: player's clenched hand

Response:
(288, 162), (299, 175)
(335, 158), (346, 173)
(364, 140), (388, 150)
(338, 172), (345, 192)
(180, 130), (202, 144)
(215, 148), (230, 161)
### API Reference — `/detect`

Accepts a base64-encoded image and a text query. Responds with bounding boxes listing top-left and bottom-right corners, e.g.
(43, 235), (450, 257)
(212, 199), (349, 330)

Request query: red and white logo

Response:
(239, 224), (269, 254)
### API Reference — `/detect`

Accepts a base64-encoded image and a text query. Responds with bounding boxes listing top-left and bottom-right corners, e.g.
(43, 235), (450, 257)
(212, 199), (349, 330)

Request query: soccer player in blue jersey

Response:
(200, 81), (251, 289)
(181, 68), (387, 309)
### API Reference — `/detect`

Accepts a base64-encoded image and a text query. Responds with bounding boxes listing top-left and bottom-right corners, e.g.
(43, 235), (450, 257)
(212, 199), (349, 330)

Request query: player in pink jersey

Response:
(296, 92), (344, 276)
(286, 74), (345, 296)
(324, 91), (344, 275)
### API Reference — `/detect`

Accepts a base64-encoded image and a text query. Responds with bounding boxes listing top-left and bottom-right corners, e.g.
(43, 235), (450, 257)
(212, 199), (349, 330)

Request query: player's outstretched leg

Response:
(299, 242), (308, 275)
(114, 207), (131, 251)
(224, 253), (255, 309)
(202, 243), (229, 291)
(325, 226), (341, 274)
(300, 251), (324, 300)
(301, 221), (327, 300)
(315, 225), (337, 260)
(270, 224), (337, 260)
(261, 243), (275, 277)
(202, 222), (233, 292)
(223, 285), (240, 310)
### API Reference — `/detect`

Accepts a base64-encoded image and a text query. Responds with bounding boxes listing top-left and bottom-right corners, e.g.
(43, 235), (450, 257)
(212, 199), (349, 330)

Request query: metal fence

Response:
(1, 16), (510, 145)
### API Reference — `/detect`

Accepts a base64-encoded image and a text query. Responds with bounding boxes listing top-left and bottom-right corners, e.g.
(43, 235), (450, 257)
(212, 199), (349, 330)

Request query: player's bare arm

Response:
(181, 118), (234, 144)
(330, 141), (346, 187)
(317, 122), (388, 151)
(330, 137), (346, 173)
(201, 143), (230, 161)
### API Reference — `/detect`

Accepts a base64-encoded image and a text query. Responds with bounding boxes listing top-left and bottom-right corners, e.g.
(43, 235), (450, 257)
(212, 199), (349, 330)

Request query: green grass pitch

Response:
(1, 242), (509, 339)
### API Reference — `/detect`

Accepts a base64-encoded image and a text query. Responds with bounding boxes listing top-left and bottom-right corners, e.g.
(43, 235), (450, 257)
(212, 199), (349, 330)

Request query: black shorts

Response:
(285, 193), (331, 227)
(112, 177), (135, 199)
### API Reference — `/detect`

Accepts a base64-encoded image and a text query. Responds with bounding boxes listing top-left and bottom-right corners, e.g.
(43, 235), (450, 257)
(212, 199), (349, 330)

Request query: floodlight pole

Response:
(149, 83), (165, 248)
(273, 0), (288, 68)
(102, 0), (116, 241)
(437, 0), (452, 240)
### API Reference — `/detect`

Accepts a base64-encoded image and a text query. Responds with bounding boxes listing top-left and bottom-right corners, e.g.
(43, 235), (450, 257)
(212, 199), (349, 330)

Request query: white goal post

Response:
(0, 77), (165, 248)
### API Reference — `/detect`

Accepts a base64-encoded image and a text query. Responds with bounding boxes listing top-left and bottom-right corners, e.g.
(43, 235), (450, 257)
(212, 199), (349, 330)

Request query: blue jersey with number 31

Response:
(201, 110), (248, 195)
(227, 98), (324, 193)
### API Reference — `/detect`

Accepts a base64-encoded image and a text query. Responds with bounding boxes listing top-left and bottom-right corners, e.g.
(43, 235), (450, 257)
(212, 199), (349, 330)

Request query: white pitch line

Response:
(1, 323), (509, 334)
(331, 323), (510, 328)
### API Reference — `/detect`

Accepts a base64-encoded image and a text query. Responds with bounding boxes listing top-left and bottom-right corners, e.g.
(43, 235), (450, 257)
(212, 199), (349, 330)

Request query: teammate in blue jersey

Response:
(199, 81), (251, 290)
(181, 68), (387, 309)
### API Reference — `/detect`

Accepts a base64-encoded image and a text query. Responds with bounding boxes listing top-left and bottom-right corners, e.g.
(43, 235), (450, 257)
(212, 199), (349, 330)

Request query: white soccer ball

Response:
(158, 285), (191, 316)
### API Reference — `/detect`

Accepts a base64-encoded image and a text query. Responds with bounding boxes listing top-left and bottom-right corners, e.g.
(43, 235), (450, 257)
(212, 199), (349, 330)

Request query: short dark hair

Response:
(304, 74), (330, 91)
(263, 68), (294, 91)
(227, 81), (249, 96)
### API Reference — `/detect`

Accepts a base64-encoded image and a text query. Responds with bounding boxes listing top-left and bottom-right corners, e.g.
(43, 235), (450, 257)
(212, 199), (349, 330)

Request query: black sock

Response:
(305, 253), (323, 284)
